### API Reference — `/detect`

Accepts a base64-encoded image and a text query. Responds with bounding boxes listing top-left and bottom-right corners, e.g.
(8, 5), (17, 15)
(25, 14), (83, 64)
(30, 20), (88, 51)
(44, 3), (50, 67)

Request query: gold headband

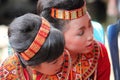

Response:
(20, 17), (50, 60)
(51, 3), (87, 20)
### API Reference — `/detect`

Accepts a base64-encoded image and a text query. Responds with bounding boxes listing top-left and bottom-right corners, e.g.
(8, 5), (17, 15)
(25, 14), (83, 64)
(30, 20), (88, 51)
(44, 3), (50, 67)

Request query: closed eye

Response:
(52, 60), (58, 64)
(77, 26), (85, 36)
(78, 29), (84, 36)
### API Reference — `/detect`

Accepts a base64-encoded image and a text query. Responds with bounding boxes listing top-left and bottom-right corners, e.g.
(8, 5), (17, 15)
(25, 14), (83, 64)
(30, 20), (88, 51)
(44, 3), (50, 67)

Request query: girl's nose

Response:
(87, 30), (93, 41)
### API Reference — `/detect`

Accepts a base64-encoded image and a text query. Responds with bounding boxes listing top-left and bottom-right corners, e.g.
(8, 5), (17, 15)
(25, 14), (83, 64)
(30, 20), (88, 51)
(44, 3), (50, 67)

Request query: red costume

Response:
(0, 41), (110, 80)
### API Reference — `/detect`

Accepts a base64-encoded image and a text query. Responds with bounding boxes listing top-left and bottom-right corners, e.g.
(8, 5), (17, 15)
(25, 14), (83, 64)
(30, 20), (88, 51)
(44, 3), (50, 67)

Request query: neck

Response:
(70, 53), (79, 66)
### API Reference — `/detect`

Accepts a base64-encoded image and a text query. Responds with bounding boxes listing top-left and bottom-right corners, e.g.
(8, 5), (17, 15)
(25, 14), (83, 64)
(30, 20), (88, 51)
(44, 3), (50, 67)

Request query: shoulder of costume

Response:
(96, 41), (107, 58)
(0, 55), (21, 67)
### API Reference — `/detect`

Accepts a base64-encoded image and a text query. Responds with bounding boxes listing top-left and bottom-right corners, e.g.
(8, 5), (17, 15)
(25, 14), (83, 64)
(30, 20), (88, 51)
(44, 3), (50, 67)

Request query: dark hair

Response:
(8, 13), (65, 66)
(37, 0), (84, 31)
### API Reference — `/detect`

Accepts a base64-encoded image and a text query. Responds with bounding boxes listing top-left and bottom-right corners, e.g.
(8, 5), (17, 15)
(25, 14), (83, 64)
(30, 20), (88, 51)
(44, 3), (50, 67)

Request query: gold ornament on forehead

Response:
(51, 3), (87, 20)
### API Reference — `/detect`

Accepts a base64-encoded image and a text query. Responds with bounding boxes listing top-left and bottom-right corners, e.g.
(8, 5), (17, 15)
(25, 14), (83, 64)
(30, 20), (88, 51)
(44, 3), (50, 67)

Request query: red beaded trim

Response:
(20, 17), (50, 60)
(82, 41), (100, 79)
(61, 49), (71, 80)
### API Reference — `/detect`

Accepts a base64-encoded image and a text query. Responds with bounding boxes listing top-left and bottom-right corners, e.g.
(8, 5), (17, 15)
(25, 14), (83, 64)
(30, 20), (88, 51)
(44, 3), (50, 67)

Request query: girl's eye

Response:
(78, 30), (84, 36)
(52, 60), (58, 64)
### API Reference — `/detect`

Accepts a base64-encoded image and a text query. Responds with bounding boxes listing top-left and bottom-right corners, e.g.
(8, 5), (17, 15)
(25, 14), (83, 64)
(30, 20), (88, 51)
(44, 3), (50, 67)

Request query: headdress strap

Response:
(20, 17), (50, 60)
(51, 3), (87, 20)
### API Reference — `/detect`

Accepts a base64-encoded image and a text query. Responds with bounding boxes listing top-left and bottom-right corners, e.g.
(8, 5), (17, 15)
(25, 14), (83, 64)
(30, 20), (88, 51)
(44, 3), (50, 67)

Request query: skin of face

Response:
(30, 54), (64, 75)
(64, 12), (94, 54)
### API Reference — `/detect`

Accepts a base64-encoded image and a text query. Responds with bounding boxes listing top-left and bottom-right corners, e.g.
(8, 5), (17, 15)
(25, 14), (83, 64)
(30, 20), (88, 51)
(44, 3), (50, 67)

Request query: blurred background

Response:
(0, 0), (37, 25)
(0, 0), (38, 63)
(0, 0), (119, 30)
(0, 0), (120, 79)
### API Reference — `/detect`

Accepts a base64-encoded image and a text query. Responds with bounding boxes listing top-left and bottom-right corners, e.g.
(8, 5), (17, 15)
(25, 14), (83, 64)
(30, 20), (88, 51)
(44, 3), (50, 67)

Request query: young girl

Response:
(0, 13), (71, 80)
(37, 0), (111, 80)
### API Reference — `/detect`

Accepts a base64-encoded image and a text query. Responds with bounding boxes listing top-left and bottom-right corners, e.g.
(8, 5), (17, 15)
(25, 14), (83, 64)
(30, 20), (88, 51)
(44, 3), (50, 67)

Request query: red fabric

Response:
(97, 42), (111, 80)
(23, 68), (30, 80)
(23, 68), (43, 80)
(36, 74), (42, 80)
(0, 42), (110, 80)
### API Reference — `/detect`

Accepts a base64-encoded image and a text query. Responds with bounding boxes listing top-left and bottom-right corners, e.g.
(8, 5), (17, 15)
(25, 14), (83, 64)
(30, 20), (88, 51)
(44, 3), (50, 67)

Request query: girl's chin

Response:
(48, 69), (62, 75)
(81, 49), (93, 53)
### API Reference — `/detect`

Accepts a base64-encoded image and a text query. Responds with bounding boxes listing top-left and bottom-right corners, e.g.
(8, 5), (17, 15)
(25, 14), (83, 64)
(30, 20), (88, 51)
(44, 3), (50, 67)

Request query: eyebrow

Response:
(78, 26), (85, 30)
(77, 19), (91, 30)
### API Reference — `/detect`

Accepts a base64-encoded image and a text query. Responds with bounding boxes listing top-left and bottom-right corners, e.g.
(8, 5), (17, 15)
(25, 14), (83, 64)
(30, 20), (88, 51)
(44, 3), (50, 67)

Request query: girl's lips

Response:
(87, 43), (93, 49)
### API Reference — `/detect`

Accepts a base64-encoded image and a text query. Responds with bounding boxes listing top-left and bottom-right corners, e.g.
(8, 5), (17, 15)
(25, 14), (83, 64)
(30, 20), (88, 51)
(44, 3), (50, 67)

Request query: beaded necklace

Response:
(72, 54), (80, 67)
(70, 41), (100, 80)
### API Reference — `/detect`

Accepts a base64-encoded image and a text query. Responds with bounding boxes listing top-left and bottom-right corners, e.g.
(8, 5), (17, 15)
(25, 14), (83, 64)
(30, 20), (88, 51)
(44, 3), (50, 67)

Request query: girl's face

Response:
(31, 54), (64, 75)
(64, 13), (94, 54)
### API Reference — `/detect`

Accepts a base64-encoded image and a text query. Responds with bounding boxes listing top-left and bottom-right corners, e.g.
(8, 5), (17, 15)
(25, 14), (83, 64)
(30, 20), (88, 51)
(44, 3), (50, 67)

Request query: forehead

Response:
(65, 13), (91, 29)
(74, 14), (90, 25)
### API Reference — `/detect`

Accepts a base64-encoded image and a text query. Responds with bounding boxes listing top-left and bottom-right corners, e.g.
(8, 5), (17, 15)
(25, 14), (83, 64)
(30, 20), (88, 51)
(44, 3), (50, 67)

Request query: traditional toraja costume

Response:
(0, 50), (71, 80)
(41, 1), (110, 80)
(0, 17), (71, 80)
(33, 41), (110, 80)
(69, 41), (110, 80)
(0, 41), (110, 80)
(0, 3), (110, 80)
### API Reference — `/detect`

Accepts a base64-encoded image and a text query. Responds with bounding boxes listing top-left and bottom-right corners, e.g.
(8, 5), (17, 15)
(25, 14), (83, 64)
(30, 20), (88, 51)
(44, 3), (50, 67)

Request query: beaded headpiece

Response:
(51, 3), (87, 20)
(20, 17), (50, 60)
